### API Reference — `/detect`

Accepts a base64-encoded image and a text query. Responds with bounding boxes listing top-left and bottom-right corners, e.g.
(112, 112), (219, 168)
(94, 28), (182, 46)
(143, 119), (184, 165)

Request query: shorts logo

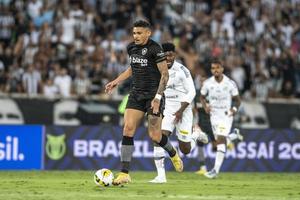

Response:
(142, 48), (147, 55)
(179, 130), (189, 135)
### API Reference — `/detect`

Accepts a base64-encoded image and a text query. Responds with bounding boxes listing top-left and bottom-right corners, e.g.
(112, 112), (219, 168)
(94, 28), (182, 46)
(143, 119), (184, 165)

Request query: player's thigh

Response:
(176, 108), (193, 143)
(123, 108), (145, 136)
(161, 108), (176, 133)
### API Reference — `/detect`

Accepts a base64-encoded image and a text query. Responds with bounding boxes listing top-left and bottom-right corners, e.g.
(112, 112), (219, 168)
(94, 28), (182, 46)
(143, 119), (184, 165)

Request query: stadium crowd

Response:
(0, 0), (300, 101)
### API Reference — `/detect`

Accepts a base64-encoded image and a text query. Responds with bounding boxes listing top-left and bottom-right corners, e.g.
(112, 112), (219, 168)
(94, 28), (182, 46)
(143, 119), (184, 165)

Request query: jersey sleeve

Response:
(230, 80), (239, 96)
(180, 66), (196, 103)
(151, 44), (165, 63)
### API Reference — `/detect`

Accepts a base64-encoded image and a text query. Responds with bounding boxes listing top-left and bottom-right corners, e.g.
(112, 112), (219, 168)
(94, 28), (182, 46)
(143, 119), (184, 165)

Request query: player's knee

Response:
(123, 123), (135, 136)
(216, 135), (226, 144)
(179, 143), (191, 155)
(180, 147), (190, 155)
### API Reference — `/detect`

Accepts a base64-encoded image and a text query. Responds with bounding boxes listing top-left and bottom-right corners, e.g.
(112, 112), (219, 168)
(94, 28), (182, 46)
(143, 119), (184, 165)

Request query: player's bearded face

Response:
(165, 51), (175, 68)
(211, 63), (224, 77)
(133, 27), (151, 45)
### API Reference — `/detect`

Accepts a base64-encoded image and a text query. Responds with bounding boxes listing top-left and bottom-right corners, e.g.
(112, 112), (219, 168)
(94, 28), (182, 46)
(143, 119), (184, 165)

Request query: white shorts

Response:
(161, 101), (193, 143)
(210, 114), (233, 137)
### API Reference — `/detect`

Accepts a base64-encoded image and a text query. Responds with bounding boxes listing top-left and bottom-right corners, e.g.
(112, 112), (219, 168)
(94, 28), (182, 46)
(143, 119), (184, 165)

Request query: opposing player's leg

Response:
(227, 128), (244, 151)
(195, 142), (207, 175)
(228, 128), (243, 141)
(205, 122), (231, 179)
(194, 111), (215, 174)
(191, 126), (209, 145)
(148, 114), (183, 172)
(113, 108), (144, 185)
(149, 130), (171, 184)
(176, 107), (208, 154)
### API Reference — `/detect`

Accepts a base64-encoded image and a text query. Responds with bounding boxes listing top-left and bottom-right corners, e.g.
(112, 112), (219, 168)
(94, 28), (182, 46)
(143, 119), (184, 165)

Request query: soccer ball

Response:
(94, 168), (114, 187)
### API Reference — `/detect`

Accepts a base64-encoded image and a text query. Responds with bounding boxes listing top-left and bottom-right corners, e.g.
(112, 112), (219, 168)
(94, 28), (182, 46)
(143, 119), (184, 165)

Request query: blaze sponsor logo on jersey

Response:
(129, 56), (148, 66)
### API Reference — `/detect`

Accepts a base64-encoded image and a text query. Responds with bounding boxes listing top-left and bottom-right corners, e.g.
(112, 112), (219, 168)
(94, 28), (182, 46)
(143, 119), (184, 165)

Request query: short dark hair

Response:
(162, 42), (175, 52)
(211, 58), (223, 66)
(133, 20), (151, 28)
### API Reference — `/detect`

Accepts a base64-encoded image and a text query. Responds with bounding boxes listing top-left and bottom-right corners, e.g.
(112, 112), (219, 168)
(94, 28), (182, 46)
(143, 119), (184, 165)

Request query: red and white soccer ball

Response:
(94, 168), (114, 187)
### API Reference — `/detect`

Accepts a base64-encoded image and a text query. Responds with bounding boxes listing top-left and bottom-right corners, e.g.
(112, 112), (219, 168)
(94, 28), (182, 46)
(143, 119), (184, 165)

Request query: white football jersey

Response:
(201, 75), (239, 118)
(164, 61), (196, 104)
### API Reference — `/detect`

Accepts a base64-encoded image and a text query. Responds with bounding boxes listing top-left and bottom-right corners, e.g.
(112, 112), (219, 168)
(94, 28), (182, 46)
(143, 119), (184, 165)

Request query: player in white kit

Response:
(200, 59), (241, 179)
(149, 42), (208, 183)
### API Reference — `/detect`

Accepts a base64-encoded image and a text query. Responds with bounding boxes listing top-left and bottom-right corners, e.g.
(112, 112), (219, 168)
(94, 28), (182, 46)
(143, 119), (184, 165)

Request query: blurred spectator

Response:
(43, 78), (57, 99)
(54, 68), (71, 97)
(22, 64), (41, 95)
(0, 5), (15, 47)
(27, 0), (43, 20)
(74, 69), (90, 97)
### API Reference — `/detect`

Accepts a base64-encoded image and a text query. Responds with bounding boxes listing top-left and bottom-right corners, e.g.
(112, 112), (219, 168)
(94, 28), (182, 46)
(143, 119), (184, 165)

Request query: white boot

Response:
(192, 126), (209, 144)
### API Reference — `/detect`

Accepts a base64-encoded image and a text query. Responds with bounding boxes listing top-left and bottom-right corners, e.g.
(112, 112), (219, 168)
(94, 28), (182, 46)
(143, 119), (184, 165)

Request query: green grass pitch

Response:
(0, 171), (299, 200)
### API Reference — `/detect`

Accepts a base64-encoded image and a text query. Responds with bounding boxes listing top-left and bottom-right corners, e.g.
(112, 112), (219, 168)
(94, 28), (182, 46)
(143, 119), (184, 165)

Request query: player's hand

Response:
(204, 105), (211, 114)
(105, 80), (118, 94)
(151, 98), (161, 115)
(228, 108), (237, 116)
(173, 110), (183, 123)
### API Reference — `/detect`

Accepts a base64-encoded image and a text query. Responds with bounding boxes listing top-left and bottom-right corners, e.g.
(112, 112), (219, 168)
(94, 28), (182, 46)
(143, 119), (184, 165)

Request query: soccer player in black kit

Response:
(105, 20), (183, 185)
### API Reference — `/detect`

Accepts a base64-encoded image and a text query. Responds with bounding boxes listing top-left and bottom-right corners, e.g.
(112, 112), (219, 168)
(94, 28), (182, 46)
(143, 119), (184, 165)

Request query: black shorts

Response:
(126, 92), (165, 116)
(198, 108), (215, 142)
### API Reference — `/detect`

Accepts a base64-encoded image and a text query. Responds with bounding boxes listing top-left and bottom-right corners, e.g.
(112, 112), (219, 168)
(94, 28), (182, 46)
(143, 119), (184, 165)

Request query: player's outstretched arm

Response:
(105, 67), (132, 94)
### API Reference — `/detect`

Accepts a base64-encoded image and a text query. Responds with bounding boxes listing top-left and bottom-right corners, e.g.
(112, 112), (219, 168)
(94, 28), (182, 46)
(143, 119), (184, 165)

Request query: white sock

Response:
(190, 129), (200, 150)
(214, 143), (226, 173)
(153, 146), (166, 178)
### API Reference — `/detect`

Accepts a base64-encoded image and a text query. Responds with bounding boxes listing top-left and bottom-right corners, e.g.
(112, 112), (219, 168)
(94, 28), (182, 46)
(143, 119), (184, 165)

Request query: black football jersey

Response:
(127, 39), (165, 98)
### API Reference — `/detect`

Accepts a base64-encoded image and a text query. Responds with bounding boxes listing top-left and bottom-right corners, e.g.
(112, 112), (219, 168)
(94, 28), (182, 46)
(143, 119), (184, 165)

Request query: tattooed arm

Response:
(151, 60), (169, 114)
(156, 60), (169, 95)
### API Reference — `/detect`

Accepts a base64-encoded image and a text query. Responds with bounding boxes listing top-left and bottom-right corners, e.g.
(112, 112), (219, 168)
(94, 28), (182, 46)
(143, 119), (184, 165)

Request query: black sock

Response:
(120, 136), (134, 173)
(157, 134), (176, 157)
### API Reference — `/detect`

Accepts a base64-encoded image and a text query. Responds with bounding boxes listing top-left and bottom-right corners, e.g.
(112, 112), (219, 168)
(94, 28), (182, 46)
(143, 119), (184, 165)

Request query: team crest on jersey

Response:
(142, 48), (147, 55)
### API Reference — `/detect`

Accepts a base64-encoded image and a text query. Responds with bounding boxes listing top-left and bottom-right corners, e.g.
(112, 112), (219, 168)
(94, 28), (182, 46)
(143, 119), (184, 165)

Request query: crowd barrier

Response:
(0, 97), (300, 129)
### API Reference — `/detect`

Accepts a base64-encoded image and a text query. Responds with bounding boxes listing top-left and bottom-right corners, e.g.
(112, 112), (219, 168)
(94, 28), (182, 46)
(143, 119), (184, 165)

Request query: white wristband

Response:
(232, 106), (238, 112)
(155, 94), (162, 100)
